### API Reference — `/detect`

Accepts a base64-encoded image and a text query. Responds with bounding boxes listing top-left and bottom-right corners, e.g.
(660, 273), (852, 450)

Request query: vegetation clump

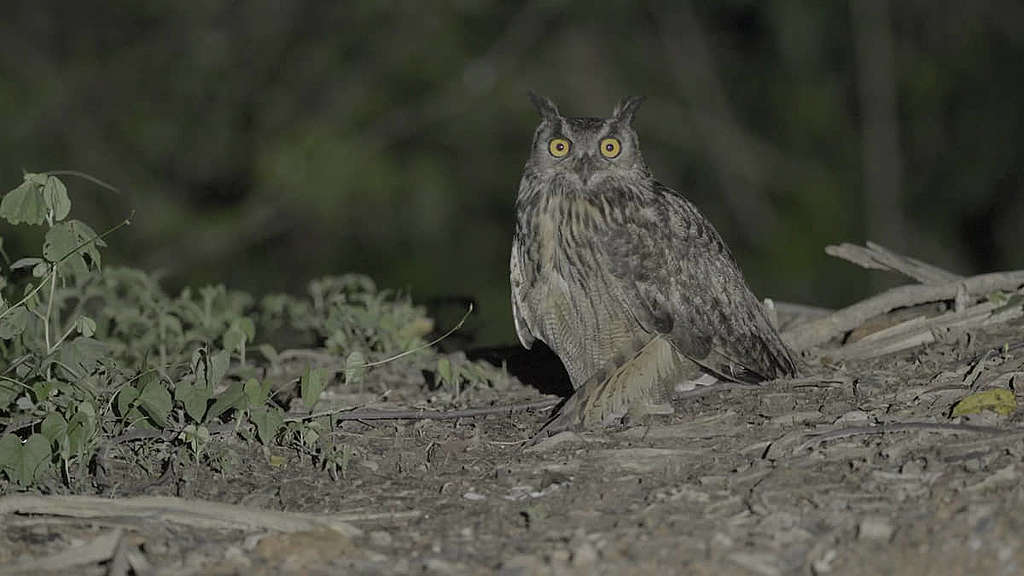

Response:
(0, 173), (503, 490)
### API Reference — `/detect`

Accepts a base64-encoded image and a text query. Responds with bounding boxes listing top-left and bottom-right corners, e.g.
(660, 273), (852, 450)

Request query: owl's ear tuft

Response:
(612, 96), (646, 124)
(528, 91), (561, 123)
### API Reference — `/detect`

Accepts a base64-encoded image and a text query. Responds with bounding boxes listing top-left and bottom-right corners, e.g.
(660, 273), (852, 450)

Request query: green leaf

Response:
(179, 424), (210, 453)
(250, 406), (284, 445)
(224, 317), (256, 350)
(345, 351), (366, 387)
(243, 377), (271, 407)
(179, 348), (230, 423)
(0, 304), (28, 339)
(197, 349), (230, 389)
(43, 224), (76, 263)
(300, 367), (327, 410)
(258, 344), (279, 365)
(223, 326), (245, 353)
(952, 389), (1017, 417)
(9, 257), (42, 270)
(436, 356), (453, 387)
(41, 412), (68, 443)
(42, 220), (104, 277)
(75, 316), (96, 338)
(116, 385), (140, 417)
(0, 380), (19, 410)
(21, 433), (53, 484)
(175, 377), (211, 423)
(31, 379), (59, 403)
(58, 337), (107, 376)
(236, 317), (256, 340)
(0, 434), (19, 481)
(116, 384), (154, 430)
(138, 374), (172, 428)
(66, 402), (96, 455)
(0, 178), (47, 225)
(208, 380), (247, 420)
(43, 223), (86, 278)
(0, 433), (52, 485)
(43, 176), (71, 221)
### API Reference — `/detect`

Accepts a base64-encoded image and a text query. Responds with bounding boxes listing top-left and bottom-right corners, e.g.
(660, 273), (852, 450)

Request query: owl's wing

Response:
(509, 235), (536, 349)
(602, 183), (796, 382)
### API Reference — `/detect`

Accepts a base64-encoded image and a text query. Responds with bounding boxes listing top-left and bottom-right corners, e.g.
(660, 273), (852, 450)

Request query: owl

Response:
(510, 93), (797, 433)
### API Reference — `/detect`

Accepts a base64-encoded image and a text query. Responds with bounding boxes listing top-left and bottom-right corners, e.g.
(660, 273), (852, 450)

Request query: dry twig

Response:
(825, 241), (961, 285)
(0, 529), (123, 576)
(0, 495), (362, 536)
(783, 270), (1024, 351)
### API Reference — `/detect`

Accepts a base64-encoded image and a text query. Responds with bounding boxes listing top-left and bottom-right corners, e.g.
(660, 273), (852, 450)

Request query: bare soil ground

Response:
(2, 315), (1024, 575)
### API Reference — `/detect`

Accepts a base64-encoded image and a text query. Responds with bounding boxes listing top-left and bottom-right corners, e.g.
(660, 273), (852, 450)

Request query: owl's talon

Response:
(528, 399), (582, 443)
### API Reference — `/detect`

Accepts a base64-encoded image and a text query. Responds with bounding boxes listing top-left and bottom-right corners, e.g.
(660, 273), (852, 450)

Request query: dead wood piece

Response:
(825, 241), (962, 285)
(0, 495), (362, 537)
(826, 301), (1000, 360)
(783, 270), (1024, 351)
(772, 301), (834, 319)
(855, 315), (929, 344)
(0, 529), (122, 576)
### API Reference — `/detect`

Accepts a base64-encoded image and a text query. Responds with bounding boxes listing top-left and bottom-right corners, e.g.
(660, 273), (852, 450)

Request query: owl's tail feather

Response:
(533, 336), (680, 437)
(678, 336), (795, 385)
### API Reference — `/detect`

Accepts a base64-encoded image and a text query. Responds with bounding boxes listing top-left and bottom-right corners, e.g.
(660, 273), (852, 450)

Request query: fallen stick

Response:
(0, 529), (123, 576)
(825, 241), (962, 285)
(825, 300), (1019, 360)
(0, 495), (362, 537)
(782, 270), (1024, 351)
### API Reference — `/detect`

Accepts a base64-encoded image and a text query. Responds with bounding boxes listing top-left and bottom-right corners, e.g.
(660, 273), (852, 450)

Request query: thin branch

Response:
(0, 495), (361, 536)
(0, 212), (133, 324)
(783, 270), (1024, 350)
(43, 170), (121, 194)
(825, 241), (961, 285)
(0, 528), (122, 576)
(356, 303), (473, 369)
(824, 299), (1018, 360)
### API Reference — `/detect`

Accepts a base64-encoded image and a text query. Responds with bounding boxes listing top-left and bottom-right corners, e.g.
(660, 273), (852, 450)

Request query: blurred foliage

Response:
(0, 1), (1022, 344)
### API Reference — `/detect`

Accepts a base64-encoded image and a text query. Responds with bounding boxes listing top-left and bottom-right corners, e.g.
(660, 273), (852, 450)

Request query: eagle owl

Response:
(510, 93), (797, 432)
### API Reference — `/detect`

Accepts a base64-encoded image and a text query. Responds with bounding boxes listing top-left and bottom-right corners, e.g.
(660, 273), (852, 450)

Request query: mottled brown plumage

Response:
(510, 93), (796, 432)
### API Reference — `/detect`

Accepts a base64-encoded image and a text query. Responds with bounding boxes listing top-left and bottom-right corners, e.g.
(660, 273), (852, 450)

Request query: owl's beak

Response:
(575, 153), (598, 186)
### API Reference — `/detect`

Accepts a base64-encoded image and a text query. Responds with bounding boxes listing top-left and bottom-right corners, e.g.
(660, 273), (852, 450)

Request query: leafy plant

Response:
(0, 172), (503, 491)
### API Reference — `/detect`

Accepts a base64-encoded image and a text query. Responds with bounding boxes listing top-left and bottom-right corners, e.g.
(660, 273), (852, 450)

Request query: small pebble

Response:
(858, 516), (894, 541)
(369, 530), (392, 547)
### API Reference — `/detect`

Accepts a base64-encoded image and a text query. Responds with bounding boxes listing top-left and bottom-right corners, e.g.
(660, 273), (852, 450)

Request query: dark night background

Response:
(1, 1), (1022, 345)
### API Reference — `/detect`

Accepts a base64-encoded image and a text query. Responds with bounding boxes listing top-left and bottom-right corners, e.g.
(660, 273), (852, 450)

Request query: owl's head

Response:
(524, 92), (648, 189)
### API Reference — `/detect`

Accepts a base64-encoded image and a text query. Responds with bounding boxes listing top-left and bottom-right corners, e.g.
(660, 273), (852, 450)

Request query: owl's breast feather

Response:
(514, 191), (652, 388)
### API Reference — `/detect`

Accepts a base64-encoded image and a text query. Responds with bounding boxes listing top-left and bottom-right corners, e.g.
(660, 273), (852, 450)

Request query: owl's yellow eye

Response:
(548, 138), (571, 158)
(599, 138), (621, 158)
